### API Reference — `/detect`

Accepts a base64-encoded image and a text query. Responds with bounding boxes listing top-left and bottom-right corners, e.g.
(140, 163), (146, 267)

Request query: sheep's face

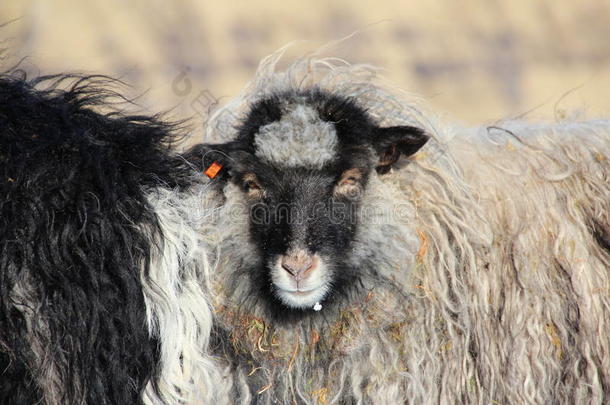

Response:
(189, 90), (428, 312)
(226, 149), (371, 309)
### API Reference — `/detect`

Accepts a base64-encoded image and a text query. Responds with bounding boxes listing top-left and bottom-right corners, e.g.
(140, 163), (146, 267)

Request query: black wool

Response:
(0, 72), (193, 404)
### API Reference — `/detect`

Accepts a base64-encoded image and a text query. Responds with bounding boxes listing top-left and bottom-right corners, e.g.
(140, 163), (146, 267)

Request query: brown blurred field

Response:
(2, 0), (609, 133)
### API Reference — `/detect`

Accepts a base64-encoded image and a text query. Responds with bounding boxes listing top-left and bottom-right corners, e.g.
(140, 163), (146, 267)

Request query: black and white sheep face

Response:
(228, 152), (372, 309)
(189, 89), (429, 312)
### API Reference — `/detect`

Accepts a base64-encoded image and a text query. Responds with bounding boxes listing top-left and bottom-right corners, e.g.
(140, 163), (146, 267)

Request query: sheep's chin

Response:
(274, 285), (330, 309)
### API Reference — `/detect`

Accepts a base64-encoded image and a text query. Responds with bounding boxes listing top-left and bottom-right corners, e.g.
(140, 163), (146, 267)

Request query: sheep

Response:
(1, 52), (608, 405)
(0, 73), (217, 404)
(188, 52), (610, 404)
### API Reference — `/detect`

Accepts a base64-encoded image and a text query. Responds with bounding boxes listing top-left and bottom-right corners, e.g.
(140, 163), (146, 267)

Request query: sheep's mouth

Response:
(274, 284), (330, 309)
(282, 288), (315, 295)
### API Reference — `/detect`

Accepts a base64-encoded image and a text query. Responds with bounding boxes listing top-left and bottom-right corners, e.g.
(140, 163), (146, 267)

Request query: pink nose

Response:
(281, 250), (316, 280)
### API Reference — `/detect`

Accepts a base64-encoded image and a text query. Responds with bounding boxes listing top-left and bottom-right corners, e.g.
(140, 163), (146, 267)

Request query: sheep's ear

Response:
(183, 142), (235, 181)
(372, 126), (429, 174)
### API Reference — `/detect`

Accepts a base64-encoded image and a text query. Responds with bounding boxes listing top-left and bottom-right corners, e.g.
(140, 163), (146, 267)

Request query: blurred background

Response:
(2, 0), (609, 135)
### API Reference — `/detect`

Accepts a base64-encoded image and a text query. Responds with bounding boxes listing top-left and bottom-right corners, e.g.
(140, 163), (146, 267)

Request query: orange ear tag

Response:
(204, 161), (223, 179)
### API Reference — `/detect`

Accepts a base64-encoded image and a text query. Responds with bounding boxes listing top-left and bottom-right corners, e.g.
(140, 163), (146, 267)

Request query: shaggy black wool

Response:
(0, 72), (193, 404)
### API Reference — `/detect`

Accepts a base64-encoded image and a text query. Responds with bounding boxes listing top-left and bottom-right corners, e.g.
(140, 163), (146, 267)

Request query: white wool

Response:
(254, 105), (338, 168)
(141, 184), (222, 404)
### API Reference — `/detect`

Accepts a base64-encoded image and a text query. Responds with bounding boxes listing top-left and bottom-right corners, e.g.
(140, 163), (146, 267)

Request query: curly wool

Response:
(0, 73), (217, 405)
(199, 52), (610, 404)
(1, 56), (607, 405)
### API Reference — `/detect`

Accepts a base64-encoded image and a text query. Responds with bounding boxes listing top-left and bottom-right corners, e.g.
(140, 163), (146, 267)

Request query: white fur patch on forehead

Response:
(254, 104), (338, 168)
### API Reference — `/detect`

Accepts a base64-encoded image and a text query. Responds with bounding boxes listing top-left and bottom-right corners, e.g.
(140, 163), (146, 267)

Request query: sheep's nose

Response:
(281, 250), (316, 280)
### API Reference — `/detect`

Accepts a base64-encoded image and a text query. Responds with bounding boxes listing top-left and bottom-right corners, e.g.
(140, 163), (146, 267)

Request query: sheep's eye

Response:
(339, 175), (360, 186)
(244, 180), (261, 191)
(334, 168), (363, 198)
(242, 174), (263, 196)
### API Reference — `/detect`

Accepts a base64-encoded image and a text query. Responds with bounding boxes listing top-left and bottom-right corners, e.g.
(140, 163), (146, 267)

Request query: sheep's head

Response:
(189, 89), (428, 315)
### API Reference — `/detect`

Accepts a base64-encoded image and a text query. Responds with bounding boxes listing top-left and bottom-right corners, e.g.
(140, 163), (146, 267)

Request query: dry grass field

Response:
(2, 0), (609, 137)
